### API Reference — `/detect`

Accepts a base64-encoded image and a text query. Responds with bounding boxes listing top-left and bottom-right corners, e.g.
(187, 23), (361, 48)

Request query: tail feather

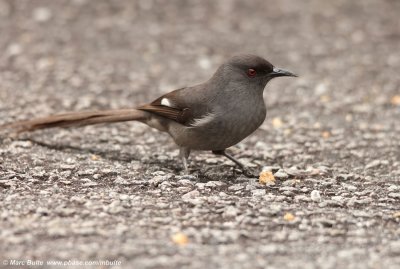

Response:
(1, 108), (148, 133)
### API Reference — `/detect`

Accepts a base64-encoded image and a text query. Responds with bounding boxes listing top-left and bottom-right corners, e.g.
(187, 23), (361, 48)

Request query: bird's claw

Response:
(242, 167), (258, 178)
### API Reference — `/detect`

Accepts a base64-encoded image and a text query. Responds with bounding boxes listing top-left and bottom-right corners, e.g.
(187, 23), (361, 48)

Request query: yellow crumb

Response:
(390, 95), (400, 106)
(283, 213), (295, 221)
(259, 171), (276, 185)
(91, 155), (100, 161)
(322, 131), (331, 139)
(272, 117), (283, 128)
(172, 233), (189, 246)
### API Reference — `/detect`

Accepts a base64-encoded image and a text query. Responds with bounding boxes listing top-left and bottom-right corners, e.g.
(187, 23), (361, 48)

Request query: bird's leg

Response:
(212, 149), (256, 178)
(212, 150), (246, 169)
(179, 147), (191, 174)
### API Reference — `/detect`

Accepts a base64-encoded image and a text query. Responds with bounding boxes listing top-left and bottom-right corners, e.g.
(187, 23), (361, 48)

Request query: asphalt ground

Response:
(0, 0), (399, 268)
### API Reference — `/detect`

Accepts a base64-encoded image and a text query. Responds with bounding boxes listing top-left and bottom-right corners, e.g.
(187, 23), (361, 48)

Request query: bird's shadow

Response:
(15, 138), (142, 162)
(13, 138), (249, 182)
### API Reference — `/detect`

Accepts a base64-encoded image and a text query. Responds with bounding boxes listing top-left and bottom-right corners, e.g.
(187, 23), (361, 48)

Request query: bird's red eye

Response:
(247, 68), (256, 78)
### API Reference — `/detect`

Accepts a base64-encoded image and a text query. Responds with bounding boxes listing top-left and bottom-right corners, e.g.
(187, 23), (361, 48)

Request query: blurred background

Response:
(0, 0), (399, 268)
(1, 0), (399, 114)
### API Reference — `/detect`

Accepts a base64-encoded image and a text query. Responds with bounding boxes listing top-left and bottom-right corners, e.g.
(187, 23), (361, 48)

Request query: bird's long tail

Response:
(1, 108), (149, 134)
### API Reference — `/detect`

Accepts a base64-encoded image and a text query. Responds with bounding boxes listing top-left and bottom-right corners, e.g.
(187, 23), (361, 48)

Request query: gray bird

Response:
(3, 54), (297, 176)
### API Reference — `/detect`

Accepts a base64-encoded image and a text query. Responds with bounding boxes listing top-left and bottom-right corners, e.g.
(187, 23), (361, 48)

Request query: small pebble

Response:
(274, 169), (289, 179)
(310, 190), (322, 202)
(33, 7), (52, 22)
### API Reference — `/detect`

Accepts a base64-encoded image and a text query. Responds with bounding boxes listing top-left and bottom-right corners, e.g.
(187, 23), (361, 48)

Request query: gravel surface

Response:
(0, 0), (399, 268)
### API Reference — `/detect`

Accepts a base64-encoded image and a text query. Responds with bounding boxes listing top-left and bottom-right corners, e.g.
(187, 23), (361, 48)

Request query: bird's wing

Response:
(137, 87), (209, 126)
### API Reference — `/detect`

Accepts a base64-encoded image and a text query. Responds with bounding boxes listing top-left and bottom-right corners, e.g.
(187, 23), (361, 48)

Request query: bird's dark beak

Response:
(270, 67), (298, 78)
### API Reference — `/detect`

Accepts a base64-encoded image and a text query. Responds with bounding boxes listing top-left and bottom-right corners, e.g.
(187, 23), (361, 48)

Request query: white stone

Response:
(310, 190), (322, 202)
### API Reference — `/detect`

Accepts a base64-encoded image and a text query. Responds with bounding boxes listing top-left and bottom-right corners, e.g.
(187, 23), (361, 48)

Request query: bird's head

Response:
(216, 54), (297, 88)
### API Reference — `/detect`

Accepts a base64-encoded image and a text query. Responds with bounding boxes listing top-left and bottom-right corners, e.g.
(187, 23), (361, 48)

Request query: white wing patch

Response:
(190, 112), (216, 127)
(161, 98), (173, 107)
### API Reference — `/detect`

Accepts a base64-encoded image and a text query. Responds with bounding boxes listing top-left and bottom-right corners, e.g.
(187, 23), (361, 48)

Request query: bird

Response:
(2, 54), (297, 176)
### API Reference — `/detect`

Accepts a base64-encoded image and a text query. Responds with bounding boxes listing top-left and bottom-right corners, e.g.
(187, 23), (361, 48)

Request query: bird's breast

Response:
(169, 92), (266, 150)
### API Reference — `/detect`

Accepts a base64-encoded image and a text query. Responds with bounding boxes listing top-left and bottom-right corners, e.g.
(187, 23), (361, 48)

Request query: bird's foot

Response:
(212, 149), (258, 178)
(241, 167), (258, 178)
